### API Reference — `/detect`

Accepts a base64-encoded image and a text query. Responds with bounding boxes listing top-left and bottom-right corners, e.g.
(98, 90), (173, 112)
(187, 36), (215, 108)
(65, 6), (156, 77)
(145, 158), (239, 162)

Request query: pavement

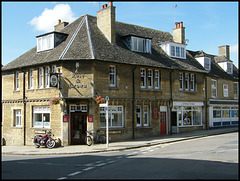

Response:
(1, 127), (238, 155)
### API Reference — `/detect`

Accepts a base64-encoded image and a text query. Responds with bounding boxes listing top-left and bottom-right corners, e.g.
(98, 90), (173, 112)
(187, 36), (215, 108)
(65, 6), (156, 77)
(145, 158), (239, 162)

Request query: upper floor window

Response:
(147, 69), (153, 89)
(154, 70), (160, 89)
(211, 79), (217, 98)
(141, 69), (146, 88)
(141, 68), (161, 90)
(195, 57), (211, 71)
(109, 65), (117, 87)
(29, 69), (34, 89)
(15, 71), (19, 91)
(179, 72), (195, 92)
(160, 42), (186, 59)
(45, 66), (50, 88)
(38, 67), (44, 88)
(131, 36), (152, 53)
(218, 61), (233, 74)
(233, 82), (239, 99)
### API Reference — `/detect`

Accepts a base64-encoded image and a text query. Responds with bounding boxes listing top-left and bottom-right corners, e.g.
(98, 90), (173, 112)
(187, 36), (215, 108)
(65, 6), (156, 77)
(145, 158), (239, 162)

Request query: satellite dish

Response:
(185, 39), (189, 44)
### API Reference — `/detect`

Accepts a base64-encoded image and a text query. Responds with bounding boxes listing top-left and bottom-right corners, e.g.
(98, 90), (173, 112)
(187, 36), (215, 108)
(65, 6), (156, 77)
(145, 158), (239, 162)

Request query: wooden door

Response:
(71, 113), (87, 145)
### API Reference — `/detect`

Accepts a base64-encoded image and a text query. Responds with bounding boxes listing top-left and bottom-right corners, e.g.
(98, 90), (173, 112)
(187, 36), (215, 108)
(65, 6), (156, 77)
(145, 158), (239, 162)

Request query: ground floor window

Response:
(100, 106), (124, 128)
(33, 106), (50, 128)
(211, 106), (238, 127)
(172, 105), (202, 127)
(14, 110), (21, 127)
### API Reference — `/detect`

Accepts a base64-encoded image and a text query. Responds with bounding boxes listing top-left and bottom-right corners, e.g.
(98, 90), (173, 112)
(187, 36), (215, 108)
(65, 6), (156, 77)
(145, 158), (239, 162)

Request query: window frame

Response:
(29, 69), (34, 89)
(136, 105), (142, 127)
(33, 106), (50, 128)
(109, 65), (117, 87)
(179, 73), (184, 90)
(15, 71), (19, 91)
(147, 69), (153, 89)
(233, 82), (239, 99)
(143, 105), (150, 127)
(141, 69), (147, 89)
(190, 74), (195, 91)
(154, 70), (160, 89)
(211, 79), (217, 98)
(38, 67), (44, 88)
(14, 109), (22, 127)
(45, 66), (50, 88)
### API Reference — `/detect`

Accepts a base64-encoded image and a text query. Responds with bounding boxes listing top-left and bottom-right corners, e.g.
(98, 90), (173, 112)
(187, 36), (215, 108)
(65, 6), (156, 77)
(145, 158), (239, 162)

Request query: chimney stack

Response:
(218, 45), (230, 59)
(54, 19), (69, 31)
(173, 21), (185, 44)
(97, 1), (116, 44)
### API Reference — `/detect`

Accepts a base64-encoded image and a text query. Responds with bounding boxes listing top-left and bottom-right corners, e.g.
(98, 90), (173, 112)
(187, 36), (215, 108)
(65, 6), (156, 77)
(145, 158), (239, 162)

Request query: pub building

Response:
(2, 2), (237, 146)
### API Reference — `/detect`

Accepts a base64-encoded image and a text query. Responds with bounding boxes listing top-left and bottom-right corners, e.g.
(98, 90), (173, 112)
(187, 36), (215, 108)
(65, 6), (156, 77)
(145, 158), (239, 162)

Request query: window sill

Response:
(109, 86), (119, 90)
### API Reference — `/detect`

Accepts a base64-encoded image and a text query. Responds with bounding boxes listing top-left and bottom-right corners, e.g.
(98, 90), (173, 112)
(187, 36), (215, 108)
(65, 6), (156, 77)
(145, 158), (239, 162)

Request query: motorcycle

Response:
(33, 131), (56, 149)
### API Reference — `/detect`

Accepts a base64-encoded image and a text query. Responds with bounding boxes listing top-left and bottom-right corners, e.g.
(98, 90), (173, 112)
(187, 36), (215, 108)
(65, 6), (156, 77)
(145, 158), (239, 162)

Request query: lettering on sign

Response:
(69, 73), (87, 89)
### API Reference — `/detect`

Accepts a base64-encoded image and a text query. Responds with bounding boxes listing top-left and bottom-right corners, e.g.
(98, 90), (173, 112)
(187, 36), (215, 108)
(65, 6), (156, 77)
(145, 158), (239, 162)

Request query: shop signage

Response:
(223, 84), (228, 97)
(173, 101), (203, 106)
(63, 115), (68, 122)
(50, 73), (58, 87)
(69, 73), (87, 89)
(88, 115), (93, 122)
(153, 108), (158, 119)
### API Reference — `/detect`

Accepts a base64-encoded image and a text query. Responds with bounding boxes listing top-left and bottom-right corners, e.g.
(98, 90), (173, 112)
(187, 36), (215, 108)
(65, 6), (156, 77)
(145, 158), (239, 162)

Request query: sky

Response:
(1, 1), (239, 68)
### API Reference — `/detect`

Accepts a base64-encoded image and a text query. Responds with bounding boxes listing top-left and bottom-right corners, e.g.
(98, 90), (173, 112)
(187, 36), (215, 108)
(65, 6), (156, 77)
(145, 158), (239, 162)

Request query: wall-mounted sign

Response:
(88, 115), (93, 122)
(223, 84), (228, 97)
(63, 115), (68, 122)
(50, 73), (58, 87)
(153, 108), (158, 119)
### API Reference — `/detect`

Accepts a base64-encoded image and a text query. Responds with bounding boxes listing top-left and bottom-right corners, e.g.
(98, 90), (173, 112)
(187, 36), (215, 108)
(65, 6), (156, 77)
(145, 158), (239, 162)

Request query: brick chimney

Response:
(54, 19), (69, 31)
(97, 1), (116, 44)
(218, 45), (230, 59)
(173, 21), (185, 44)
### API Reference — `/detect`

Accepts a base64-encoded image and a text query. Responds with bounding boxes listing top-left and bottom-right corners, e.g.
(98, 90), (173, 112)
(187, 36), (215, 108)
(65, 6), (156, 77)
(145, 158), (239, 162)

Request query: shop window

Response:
(14, 110), (21, 127)
(177, 106), (202, 127)
(100, 106), (124, 128)
(136, 105), (142, 127)
(33, 106), (50, 128)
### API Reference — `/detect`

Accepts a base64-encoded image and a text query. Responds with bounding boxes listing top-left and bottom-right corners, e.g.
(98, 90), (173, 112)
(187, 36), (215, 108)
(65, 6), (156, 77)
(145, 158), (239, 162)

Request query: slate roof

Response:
(188, 50), (238, 80)
(2, 14), (208, 74)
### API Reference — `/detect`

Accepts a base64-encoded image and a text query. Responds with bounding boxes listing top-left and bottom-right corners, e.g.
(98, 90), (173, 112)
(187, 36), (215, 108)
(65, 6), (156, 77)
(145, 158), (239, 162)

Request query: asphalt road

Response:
(2, 132), (238, 179)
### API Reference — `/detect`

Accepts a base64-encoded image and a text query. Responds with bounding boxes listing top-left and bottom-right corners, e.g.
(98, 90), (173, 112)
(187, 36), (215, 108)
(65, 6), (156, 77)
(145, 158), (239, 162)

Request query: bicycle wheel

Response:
(98, 134), (106, 144)
(86, 136), (93, 146)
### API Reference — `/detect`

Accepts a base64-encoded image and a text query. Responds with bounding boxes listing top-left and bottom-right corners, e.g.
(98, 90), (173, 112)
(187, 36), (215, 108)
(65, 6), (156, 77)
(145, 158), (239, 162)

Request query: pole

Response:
(105, 96), (109, 148)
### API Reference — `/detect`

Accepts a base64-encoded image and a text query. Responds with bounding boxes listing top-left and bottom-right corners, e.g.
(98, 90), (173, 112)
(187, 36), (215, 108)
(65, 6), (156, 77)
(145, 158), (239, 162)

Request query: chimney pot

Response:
(102, 5), (104, 9)
(109, 1), (113, 6)
(180, 22), (183, 28)
(104, 4), (108, 8)
(58, 19), (61, 24)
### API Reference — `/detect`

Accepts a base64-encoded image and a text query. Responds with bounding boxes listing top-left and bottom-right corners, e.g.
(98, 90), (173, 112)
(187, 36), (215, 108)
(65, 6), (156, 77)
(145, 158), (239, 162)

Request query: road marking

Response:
(95, 162), (107, 167)
(83, 167), (95, 171)
(57, 177), (67, 180)
(68, 171), (82, 176)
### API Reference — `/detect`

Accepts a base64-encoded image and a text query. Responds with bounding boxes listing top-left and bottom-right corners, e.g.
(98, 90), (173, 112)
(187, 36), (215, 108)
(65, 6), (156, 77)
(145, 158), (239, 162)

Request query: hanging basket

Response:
(49, 97), (60, 105)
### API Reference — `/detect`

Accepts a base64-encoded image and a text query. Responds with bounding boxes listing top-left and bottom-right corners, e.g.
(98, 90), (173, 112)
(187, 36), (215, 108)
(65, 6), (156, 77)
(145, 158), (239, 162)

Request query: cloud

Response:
(230, 44), (238, 53)
(29, 4), (77, 32)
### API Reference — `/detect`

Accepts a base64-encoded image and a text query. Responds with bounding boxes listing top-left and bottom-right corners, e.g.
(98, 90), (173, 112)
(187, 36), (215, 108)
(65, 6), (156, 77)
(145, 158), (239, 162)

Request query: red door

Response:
(160, 112), (166, 135)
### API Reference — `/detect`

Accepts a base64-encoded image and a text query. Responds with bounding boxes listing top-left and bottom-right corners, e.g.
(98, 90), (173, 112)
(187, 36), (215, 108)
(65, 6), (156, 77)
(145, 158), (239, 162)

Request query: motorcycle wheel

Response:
(35, 144), (40, 148)
(86, 136), (92, 146)
(47, 140), (55, 149)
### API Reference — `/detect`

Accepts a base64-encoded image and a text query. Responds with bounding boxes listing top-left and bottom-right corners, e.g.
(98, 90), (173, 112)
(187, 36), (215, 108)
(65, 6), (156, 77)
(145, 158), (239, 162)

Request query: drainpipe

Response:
(132, 67), (137, 139)
(22, 69), (26, 145)
(169, 70), (173, 135)
(205, 76), (208, 130)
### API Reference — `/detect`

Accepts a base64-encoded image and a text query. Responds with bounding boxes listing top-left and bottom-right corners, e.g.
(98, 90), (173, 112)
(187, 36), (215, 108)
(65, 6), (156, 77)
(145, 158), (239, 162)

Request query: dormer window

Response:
(160, 41), (186, 59)
(36, 32), (68, 52)
(195, 57), (211, 71)
(218, 61), (233, 74)
(122, 35), (151, 53)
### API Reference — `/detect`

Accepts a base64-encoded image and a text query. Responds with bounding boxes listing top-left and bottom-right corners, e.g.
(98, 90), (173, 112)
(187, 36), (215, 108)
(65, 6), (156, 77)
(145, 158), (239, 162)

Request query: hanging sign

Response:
(63, 116), (68, 122)
(50, 73), (58, 87)
(88, 115), (93, 122)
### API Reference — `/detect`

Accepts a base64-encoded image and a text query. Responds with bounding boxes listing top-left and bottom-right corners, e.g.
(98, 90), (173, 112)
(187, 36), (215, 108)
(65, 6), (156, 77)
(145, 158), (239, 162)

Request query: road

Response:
(2, 132), (238, 179)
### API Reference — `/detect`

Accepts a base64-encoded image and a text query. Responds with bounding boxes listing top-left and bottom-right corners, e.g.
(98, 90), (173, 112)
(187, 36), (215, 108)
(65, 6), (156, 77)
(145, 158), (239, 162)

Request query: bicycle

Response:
(85, 130), (106, 146)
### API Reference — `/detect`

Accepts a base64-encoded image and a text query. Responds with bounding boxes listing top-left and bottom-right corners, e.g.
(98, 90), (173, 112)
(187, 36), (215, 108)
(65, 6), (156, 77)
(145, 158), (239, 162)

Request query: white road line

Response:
(68, 171), (82, 176)
(83, 167), (95, 171)
(57, 177), (67, 180)
(95, 162), (107, 167)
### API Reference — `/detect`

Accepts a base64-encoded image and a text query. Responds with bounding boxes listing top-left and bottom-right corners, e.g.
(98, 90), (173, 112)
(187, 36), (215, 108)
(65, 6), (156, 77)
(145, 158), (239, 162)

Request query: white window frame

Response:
(204, 57), (211, 70)
(179, 73), (184, 90)
(33, 106), (50, 128)
(143, 105), (149, 127)
(154, 70), (160, 89)
(100, 106), (124, 128)
(37, 34), (54, 52)
(223, 84), (228, 97)
(131, 36), (151, 53)
(29, 69), (34, 89)
(171, 45), (175, 56)
(180, 47), (185, 58)
(185, 73), (189, 91)
(141, 69), (146, 89)
(145, 39), (152, 53)
(52, 65), (56, 73)
(233, 82), (239, 99)
(109, 65), (117, 87)
(226, 62), (233, 74)
(14, 109), (22, 127)
(15, 71), (19, 91)
(190, 74), (195, 91)
(136, 105), (142, 127)
(176, 46), (180, 57)
(211, 79), (217, 98)
(38, 67), (44, 88)
(45, 66), (50, 88)
(147, 69), (153, 89)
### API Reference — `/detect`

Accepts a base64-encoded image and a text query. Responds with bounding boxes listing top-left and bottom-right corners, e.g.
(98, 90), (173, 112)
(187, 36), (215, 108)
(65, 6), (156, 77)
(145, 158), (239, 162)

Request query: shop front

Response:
(171, 101), (204, 133)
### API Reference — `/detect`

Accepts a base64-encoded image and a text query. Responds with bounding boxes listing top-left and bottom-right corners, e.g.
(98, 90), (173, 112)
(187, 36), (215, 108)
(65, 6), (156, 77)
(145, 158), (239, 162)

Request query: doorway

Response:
(70, 112), (87, 145)
(160, 112), (167, 135)
(171, 111), (178, 134)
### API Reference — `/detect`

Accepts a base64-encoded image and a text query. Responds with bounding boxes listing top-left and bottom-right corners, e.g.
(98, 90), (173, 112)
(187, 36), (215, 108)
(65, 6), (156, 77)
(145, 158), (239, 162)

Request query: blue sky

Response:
(2, 1), (239, 67)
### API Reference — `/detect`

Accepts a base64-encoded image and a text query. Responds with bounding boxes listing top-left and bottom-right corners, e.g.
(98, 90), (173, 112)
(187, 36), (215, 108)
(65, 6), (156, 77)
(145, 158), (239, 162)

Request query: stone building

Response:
(2, 2), (233, 146)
